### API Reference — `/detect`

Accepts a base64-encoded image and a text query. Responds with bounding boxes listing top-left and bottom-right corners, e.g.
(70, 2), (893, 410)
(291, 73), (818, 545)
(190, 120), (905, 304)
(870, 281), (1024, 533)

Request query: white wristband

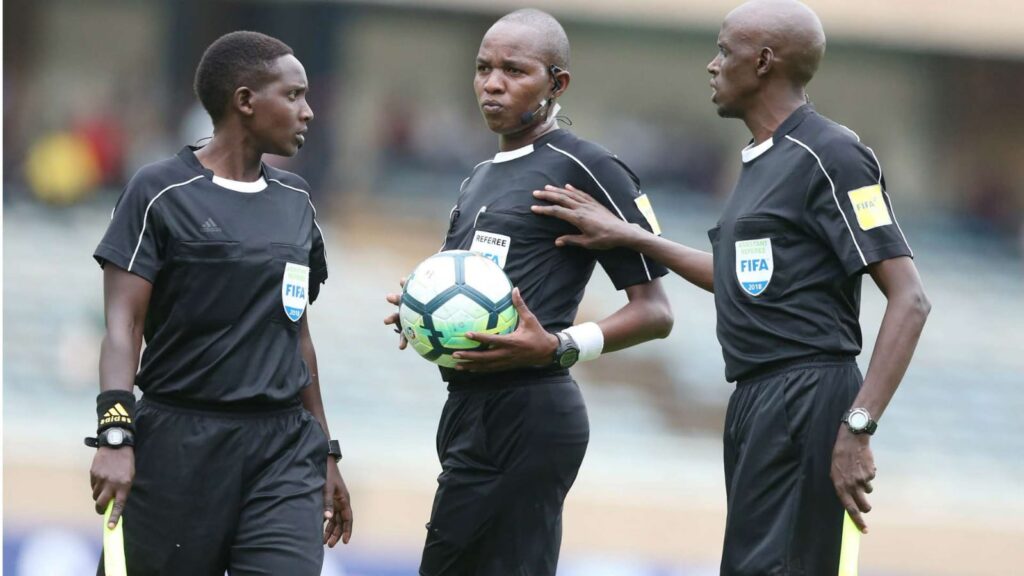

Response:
(563, 322), (604, 363)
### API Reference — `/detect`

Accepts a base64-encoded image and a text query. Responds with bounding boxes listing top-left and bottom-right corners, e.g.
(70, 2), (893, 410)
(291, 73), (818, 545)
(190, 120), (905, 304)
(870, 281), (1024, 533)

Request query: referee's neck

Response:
(742, 96), (806, 145)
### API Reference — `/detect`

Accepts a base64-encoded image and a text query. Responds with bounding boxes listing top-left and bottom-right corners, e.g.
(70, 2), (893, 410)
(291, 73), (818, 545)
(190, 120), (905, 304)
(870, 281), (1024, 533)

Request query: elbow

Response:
(915, 289), (932, 321)
(651, 303), (674, 340)
(901, 286), (931, 325)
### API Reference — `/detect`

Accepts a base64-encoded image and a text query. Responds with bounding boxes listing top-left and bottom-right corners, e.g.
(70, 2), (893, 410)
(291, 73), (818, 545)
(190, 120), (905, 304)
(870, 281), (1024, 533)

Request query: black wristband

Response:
(328, 439), (343, 463)
(96, 390), (136, 434)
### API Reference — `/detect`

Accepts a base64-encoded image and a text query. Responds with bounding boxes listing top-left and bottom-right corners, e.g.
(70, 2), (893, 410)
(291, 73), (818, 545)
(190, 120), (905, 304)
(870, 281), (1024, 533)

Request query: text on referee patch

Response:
(847, 184), (892, 231)
(470, 230), (511, 269)
(735, 238), (773, 297)
(282, 262), (310, 322)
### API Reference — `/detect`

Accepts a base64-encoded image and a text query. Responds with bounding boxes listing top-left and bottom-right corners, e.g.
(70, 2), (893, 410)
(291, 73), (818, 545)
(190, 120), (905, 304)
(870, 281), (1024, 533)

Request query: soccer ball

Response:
(399, 250), (518, 368)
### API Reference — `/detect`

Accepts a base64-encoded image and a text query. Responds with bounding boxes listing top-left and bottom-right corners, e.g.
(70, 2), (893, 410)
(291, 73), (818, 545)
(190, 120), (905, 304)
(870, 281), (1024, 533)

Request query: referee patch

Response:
(847, 184), (892, 231)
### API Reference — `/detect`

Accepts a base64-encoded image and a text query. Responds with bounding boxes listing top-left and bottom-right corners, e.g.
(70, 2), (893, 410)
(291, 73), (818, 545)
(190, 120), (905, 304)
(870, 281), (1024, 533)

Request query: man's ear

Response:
(552, 69), (571, 99)
(756, 47), (774, 77)
(233, 86), (255, 117)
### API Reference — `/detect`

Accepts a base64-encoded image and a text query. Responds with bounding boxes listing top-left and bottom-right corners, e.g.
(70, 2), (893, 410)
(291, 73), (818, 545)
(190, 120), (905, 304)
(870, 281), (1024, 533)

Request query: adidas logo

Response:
(99, 403), (133, 426)
(200, 218), (222, 233)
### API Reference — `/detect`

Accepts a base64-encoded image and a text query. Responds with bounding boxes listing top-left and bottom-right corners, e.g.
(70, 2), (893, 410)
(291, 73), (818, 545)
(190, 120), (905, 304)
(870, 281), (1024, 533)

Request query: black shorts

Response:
(721, 355), (863, 576)
(98, 396), (328, 576)
(420, 375), (590, 576)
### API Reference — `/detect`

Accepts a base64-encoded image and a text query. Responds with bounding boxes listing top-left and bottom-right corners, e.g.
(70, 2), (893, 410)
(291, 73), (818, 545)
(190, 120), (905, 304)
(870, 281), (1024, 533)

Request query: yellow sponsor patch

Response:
(847, 184), (892, 231)
(634, 193), (662, 235)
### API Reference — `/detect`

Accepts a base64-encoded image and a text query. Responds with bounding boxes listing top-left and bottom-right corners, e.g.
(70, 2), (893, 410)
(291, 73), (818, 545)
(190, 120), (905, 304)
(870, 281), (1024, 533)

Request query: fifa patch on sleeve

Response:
(847, 184), (893, 231)
(634, 193), (662, 235)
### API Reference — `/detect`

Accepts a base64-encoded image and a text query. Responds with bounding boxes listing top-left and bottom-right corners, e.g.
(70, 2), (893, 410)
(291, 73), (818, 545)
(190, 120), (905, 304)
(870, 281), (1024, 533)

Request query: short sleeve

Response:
(309, 211), (328, 304)
(573, 154), (669, 289)
(93, 179), (166, 283)
(805, 141), (913, 276)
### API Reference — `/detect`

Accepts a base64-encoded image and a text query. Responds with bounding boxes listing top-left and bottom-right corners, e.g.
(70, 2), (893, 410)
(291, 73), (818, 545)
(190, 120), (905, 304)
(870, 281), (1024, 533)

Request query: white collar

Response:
(211, 174), (268, 193)
(493, 143), (535, 163)
(741, 137), (774, 163)
(492, 103), (563, 163)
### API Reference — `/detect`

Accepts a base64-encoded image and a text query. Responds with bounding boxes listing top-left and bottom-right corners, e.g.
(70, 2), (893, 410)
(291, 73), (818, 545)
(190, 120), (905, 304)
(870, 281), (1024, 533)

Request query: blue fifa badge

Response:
(282, 262), (310, 322)
(735, 238), (773, 297)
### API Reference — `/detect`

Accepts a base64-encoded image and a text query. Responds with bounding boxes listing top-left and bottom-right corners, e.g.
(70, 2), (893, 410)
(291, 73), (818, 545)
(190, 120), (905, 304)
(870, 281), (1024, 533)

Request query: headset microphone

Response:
(519, 99), (549, 125)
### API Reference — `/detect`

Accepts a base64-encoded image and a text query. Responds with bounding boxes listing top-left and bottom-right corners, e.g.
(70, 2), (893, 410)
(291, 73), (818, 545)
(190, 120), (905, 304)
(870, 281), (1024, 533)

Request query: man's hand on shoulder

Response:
(531, 184), (640, 250)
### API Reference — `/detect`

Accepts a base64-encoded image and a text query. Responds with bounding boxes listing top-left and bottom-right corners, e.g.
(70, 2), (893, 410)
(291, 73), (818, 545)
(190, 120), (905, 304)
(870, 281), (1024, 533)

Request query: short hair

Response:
(194, 31), (293, 123)
(495, 9), (570, 69)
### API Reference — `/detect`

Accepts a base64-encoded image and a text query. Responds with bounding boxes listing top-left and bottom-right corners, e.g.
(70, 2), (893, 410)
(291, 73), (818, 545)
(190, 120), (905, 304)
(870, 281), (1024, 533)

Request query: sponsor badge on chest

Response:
(470, 230), (511, 269)
(282, 262), (310, 322)
(735, 238), (773, 297)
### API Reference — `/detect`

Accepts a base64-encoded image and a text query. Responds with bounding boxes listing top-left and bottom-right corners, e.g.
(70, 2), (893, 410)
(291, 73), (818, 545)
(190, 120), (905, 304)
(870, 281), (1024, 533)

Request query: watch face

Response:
(559, 349), (579, 368)
(106, 428), (125, 445)
(848, 411), (869, 430)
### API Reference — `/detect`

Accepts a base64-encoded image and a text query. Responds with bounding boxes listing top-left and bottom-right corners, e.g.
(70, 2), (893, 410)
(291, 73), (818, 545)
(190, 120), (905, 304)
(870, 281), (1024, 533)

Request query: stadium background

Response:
(3, 0), (1023, 574)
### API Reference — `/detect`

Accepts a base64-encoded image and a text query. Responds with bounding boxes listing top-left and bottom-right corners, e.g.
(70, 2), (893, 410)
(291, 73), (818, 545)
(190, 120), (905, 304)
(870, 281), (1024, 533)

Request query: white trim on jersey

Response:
(459, 159), (493, 192)
(546, 143), (653, 281)
(126, 175), (206, 272)
(268, 178), (328, 262)
(211, 174), (268, 193)
(829, 125), (913, 260)
(784, 135), (868, 267)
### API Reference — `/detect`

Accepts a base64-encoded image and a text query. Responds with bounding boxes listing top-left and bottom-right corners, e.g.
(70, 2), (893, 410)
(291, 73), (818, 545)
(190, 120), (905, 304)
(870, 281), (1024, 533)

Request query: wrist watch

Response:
(552, 331), (580, 369)
(842, 408), (878, 435)
(328, 439), (343, 463)
(84, 427), (135, 449)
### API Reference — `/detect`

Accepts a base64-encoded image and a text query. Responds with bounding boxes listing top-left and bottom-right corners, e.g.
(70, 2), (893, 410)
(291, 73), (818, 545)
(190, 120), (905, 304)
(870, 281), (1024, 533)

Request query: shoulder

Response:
(264, 165), (312, 195)
(543, 130), (617, 167)
(786, 113), (876, 174)
(119, 155), (202, 208)
(544, 131), (637, 182)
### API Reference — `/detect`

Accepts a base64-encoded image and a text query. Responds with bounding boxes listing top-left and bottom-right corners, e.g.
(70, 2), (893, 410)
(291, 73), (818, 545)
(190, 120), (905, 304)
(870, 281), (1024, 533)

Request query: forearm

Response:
(99, 318), (144, 393)
(624, 225), (714, 293)
(853, 290), (930, 420)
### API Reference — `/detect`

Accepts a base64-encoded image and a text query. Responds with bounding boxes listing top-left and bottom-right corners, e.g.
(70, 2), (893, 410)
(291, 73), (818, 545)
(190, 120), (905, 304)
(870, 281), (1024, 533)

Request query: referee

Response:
(384, 9), (674, 575)
(533, 1), (931, 574)
(89, 31), (352, 575)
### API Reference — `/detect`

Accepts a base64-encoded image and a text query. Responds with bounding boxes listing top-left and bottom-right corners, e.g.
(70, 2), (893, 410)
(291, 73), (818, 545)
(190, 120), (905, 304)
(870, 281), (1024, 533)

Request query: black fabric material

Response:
(439, 129), (668, 384)
(96, 390), (137, 434)
(93, 147), (327, 405)
(710, 105), (913, 382)
(420, 375), (589, 576)
(97, 397), (328, 576)
(720, 358), (862, 576)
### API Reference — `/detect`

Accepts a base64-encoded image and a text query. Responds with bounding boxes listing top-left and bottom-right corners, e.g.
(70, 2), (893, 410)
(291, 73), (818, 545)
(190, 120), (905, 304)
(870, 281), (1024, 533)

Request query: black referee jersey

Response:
(440, 128), (668, 383)
(94, 146), (328, 405)
(710, 104), (913, 382)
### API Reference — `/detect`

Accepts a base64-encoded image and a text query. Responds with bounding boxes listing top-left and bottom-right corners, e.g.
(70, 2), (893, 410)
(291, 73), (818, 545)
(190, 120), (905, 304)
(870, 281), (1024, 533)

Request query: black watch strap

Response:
(328, 439), (343, 462)
(553, 331), (580, 369)
(85, 427), (135, 449)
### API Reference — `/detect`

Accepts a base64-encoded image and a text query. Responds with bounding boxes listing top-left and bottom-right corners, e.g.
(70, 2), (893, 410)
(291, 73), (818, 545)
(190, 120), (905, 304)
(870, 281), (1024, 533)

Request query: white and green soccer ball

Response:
(399, 250), (518, 368)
